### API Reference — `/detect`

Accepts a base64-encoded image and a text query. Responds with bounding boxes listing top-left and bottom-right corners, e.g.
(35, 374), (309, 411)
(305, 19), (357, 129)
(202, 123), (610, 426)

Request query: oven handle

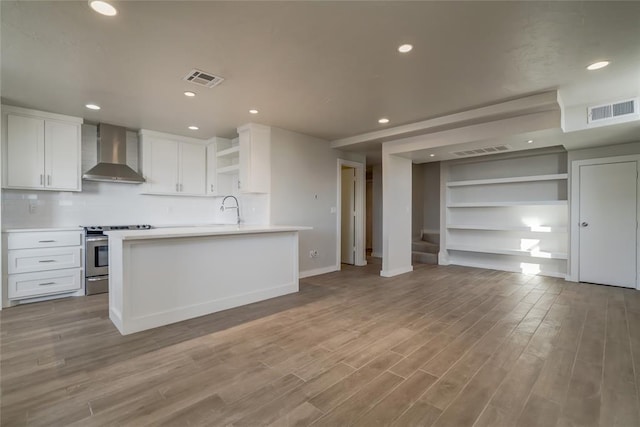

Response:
(86, 236), (109, 242)
(87, 276), (108, 282)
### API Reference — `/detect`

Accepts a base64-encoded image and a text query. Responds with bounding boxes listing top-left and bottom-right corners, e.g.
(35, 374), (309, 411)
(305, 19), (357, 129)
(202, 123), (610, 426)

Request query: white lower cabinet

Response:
(9, 268), (81, 300)
(4, 229), (84, 302)
(8, 246), (82, 274)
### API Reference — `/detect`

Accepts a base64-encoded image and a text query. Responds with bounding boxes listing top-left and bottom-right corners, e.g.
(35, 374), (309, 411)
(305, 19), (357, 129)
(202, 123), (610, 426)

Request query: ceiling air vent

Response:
(451, 144), (511, 157)
(588, 98), (638, 124)
(183, 69), (224, 88)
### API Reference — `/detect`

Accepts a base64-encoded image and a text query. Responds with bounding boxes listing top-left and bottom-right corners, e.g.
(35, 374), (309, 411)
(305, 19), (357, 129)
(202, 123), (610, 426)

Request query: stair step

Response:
(412, 251), (438, 265)
(412, 241), (439, 253)
(421, 232), (440, 245)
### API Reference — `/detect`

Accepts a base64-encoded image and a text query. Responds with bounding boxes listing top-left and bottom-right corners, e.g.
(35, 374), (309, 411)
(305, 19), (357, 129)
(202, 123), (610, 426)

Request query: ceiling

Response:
(2, 1), (640, 154)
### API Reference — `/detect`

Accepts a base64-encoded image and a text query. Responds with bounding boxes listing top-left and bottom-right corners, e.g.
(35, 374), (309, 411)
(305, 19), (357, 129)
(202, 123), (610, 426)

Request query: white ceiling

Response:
(2, 1), (640, 153)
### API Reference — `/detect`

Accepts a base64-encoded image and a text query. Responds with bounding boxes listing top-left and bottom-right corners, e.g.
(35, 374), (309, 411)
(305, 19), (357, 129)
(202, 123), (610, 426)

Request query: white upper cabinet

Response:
(179, 142), (206, 195)
(45, 120), (81, 190)
(2, 106), (82, 191)
(206, 142), (217, 195)
(139, 130), (207, 196)
(238, 123), (270, 194)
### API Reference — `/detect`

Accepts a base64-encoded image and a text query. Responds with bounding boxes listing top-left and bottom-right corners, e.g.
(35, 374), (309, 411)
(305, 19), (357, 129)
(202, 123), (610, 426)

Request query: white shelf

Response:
(447, 244), (567, 260)
(447, 224), (567, 233)
(447, 200), (567, 208)
(447, 173), (568, 187)
(216, 146), (240, 158)
(217, 164), (239, 175)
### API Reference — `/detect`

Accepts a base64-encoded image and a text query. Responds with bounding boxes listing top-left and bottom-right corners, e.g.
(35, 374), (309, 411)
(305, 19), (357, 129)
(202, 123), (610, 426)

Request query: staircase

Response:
(412, 231), (439, 265)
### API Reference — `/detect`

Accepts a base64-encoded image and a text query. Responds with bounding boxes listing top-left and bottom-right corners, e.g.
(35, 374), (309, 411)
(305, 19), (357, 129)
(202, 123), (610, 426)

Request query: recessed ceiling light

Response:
(85, 104), (101, 110)
(378, 118), (390, 124)
(587, 61), (610, 71)
(430, 154), (435, 157)
(188, 126), (199, 130)
(249, 109), (259, 114)
(398, 44), (413, 53)
(527, 139), (534, 144)
(184, 91), (196, 97)
(89, 0), (117, 16)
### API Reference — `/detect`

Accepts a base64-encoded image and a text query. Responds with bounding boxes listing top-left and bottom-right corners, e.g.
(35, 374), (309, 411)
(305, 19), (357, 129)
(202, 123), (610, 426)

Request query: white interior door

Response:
(341, 167), (356, 264)
(579, 161), (637, 288)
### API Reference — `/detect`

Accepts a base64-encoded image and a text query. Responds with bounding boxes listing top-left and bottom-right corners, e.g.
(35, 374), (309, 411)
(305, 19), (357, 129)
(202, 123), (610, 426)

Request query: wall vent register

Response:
(451, 144), (511, 157)
(588, 98), (638, 123)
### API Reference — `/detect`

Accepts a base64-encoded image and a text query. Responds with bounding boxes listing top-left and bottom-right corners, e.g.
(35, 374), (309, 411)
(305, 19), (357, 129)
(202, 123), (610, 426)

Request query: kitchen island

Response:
(105, 225), (310, 335)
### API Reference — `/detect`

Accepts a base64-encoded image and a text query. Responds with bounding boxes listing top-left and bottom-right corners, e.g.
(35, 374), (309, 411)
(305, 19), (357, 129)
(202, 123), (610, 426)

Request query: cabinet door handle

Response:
(47, 175), (51, 186)
(180, 183), (183, 192)
(176, 183), (179, 192)
(210, 184), (214, 192)
(40, 174), (44, 185)
(237, 180), (241, 189)
(38, 260), (56, 263)
(38, 240), (56, 243)
(39, 282), (56, 286)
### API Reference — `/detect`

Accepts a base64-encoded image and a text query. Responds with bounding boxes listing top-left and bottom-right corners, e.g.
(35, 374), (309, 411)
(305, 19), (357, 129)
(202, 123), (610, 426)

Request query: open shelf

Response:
(447, 200), (567, 208)
(447, 244), (567, 260)
(446, 224), (567, 233)
(216, 146), (240, 158)
(447, 173), (568, 187)
(217, 164), (239, 175)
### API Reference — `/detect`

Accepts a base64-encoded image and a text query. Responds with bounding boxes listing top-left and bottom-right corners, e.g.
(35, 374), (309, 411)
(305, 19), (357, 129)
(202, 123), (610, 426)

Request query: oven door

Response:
(85, 236), (109, 277)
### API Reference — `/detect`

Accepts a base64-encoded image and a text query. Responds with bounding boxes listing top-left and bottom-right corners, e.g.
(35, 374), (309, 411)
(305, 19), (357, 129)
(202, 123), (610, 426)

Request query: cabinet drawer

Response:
(7, 230), (82, 249)
(8, 268), (82, 300)
(7, 247), (82, 274)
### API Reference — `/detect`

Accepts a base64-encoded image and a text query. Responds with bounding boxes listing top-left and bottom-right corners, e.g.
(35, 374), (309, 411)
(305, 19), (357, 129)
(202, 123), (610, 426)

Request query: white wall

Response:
(269, 127), (365, 276)
(381, 153), (413, 277)
(412, 164), (424, 239)
(422, 162), (441, 233)
(412, 162), (441, 240)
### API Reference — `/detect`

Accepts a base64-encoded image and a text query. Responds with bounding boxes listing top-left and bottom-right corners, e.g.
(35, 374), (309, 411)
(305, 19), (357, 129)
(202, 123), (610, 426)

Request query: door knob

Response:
(580, 222), (589, 227)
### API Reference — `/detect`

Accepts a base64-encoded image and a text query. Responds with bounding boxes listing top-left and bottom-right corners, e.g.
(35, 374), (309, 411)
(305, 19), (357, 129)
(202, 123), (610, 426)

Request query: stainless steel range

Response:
(84, 225), (152, 295)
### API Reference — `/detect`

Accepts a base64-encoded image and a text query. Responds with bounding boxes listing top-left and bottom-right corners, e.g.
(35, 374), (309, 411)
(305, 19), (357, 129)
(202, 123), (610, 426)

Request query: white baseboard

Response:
(300, 265), (339, 279)
(371, 252), (382, 258)
(380, 265), (414, 277)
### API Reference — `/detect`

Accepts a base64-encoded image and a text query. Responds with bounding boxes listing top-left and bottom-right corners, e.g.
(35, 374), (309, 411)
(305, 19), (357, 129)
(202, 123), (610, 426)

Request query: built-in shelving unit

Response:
(446, 224), (567, 233)
(447, 200), (567, 208)
(447, 244), (567, 260)
(447, 173), (568, 187)
(440, 148), (569, 278)
(217, 164), (240, 175)
(209, 137), (240, 195)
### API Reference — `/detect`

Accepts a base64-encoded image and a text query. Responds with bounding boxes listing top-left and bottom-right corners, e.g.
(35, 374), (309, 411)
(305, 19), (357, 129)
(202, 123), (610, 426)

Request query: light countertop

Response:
(104, 225), (312, 240)
(3, 227), (84, 233)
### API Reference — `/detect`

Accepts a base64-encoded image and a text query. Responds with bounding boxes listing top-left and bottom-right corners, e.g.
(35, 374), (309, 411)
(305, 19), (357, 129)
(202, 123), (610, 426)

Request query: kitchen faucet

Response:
(220, 195), (241, 225)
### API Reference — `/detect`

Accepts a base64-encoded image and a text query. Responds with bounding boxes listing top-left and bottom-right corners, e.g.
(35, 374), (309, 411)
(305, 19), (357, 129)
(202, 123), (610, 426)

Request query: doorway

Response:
(337, 159), (366, 267)
(570, 155), (639, 288)
(341, 166), (356, 264)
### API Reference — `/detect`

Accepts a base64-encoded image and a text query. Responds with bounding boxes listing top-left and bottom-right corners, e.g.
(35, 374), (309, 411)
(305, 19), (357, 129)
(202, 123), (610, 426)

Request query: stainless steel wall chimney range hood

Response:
(83, 123), (145, 183)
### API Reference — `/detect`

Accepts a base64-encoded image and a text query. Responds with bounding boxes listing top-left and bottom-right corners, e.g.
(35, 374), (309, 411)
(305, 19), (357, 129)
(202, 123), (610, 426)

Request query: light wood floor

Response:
(2, 261), (640, 426)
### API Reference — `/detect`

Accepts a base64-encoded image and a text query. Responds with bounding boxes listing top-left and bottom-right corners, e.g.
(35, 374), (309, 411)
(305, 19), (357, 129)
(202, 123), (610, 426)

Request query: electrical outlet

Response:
(28, 200), (37, 214)
(309, 250), (319, 258)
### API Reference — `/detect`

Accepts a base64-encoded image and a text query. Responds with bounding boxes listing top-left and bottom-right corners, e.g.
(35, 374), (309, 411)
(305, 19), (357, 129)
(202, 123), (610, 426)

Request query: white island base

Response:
(106, 226), (309, 335)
